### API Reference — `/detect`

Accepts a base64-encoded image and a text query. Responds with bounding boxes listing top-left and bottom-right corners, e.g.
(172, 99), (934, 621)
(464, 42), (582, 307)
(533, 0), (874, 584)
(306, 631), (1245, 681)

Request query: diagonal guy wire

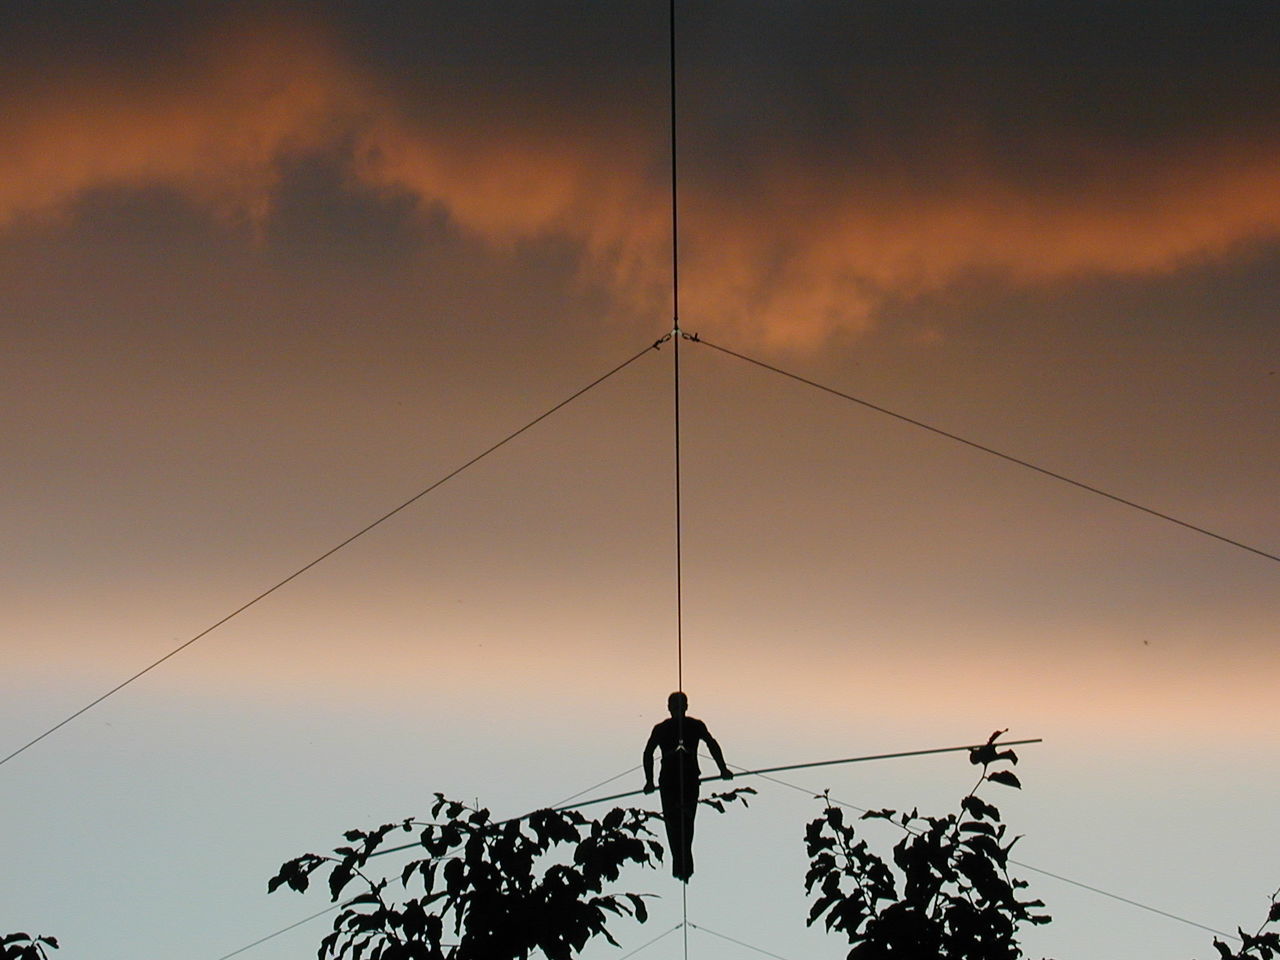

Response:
(691, 334), (1280, 567)
(214, 766), (661, 959)
(727, 756), (1237, 941)
(619, 923), (684, 960)
(212, 903), (341, 960)
(1, 339), (664, 769)
(688, 921), (796, 960)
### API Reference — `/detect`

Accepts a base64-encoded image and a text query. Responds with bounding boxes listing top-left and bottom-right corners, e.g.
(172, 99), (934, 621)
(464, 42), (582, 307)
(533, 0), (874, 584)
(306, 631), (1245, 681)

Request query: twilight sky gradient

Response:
(2, 3), (1278, 958)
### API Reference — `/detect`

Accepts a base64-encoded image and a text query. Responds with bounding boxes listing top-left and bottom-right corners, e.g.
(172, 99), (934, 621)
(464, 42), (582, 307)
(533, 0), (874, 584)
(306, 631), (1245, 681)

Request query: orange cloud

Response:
(4, 14), (1280, 348)
(0, 17), (365, 233)
(351, 111), (671, 317)
(674, 144), (1280, 348)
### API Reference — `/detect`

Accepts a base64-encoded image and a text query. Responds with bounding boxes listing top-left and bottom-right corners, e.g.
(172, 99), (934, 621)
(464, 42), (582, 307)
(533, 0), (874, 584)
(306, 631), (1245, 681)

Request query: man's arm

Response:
(643, 726), (659, 792)
(702, 728), (733, 780)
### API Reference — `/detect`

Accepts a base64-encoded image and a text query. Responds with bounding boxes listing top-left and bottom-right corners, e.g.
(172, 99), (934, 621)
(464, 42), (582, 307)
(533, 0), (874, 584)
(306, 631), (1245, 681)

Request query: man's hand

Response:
(643, 781), (656, 794)
(719, 767), (734, 780)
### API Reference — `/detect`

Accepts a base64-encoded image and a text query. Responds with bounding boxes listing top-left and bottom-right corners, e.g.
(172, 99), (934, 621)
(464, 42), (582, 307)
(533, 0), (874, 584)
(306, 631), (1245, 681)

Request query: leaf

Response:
(627, 893), (649, 924)
(1271, 901), (1280, 924)
(268, 857), (318, 895)
(967, 795), (1002, 822)
(808, 894), (836, 926)
(960, 832), (1006, 864)
(969, 746), (993, 765)
(969, 729), (1010, 765)
(329, 864), (354, 901)
(861, 808), (896, 822)
(987, 770), (1022, 789)
(443, 856), (464, 894)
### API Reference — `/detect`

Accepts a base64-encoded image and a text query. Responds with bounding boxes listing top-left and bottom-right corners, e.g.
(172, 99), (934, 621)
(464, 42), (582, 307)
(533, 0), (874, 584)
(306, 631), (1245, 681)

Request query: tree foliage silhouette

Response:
(805, 730), (1050, 960)
(1208, 888), (1280, 960)
(271, 789), (752, 960)
(0, 935), (58, 960)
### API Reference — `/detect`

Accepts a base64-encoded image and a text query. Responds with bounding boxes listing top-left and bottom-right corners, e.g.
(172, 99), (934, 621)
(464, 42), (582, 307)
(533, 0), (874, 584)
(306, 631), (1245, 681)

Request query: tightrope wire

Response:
(212, 766), (650, 959)
(212, 739), (1233, 958)
(369, 740), (1044, 861)
(556, 738), (1043, 811)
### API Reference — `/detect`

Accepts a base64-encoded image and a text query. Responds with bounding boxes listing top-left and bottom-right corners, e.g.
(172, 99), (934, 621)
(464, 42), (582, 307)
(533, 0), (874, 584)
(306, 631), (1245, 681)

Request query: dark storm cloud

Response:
(687, 1), (1280, 144)
(336, 0), (1280, 170)
(11, 0), (1274, 166)
(3, 1), (1280, 344)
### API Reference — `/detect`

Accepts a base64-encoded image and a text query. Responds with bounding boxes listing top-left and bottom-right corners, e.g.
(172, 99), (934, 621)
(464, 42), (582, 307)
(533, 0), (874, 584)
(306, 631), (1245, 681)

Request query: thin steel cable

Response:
(668, 0), (685, 693)
(692, 335), (1280, 566)
(549, 764), (642, 809)
(372, 741), (1045, 860)
(675, 329), (684, 692)
(1006, 859), (1235, 940)
(688, 922), (796, 960)
(671, 0), (689, 950)
(556, 738), (1043, 810)
(212, 903), (340, 960)
(216, 767), (653, 958)
(620, 923), (684, 960)
(731, 759), (1238, 942)
(220, 746), (1235, 958)
(682, 884), (690, 959)
(0, 341), (662, 770)
(669, 0), (680, 332)
(673, 229), (690, 949)
(367, 767), (651, 860)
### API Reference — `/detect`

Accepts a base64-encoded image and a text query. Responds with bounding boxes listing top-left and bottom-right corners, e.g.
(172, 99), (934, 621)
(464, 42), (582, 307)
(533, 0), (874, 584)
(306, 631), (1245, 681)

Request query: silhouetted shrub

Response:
(1208, 888), (1280, 960)
(0, 934), (58, 960)
(272, 788), (751, 960)
(804, 730), (1049, 960)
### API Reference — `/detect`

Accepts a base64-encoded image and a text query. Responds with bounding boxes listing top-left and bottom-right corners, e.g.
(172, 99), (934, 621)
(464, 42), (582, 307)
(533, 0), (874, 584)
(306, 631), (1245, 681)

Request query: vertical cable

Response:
(682, 884), (690, 957)
(669, 0), (684, 693)
(669, 0), (680, 332)
(669, 3), (690, 955)
(674, 327), (683, 691)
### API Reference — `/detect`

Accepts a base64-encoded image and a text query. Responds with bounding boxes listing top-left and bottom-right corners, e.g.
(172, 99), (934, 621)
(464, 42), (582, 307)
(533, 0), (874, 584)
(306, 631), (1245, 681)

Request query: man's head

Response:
(667, 691), (688, 716)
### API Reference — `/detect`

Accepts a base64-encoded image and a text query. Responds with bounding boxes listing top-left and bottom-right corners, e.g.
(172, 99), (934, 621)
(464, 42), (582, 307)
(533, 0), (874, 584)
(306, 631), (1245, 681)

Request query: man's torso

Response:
(652, 716), (708, 779)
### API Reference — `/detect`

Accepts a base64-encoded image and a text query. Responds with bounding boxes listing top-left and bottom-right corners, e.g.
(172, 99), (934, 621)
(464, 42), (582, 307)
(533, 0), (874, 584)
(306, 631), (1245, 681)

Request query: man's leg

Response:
(659, 780), (687, 879)
(679, 781), (699, 880)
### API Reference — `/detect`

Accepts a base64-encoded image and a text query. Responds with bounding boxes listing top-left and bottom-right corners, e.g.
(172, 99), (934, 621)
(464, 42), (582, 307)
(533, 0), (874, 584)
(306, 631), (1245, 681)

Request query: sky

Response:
(2, 1), (1278, 957)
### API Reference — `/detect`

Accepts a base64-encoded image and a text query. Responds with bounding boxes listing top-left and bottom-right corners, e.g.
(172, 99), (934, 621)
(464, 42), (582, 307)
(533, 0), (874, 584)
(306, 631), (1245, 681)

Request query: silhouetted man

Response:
(643, 691), (732, 881)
